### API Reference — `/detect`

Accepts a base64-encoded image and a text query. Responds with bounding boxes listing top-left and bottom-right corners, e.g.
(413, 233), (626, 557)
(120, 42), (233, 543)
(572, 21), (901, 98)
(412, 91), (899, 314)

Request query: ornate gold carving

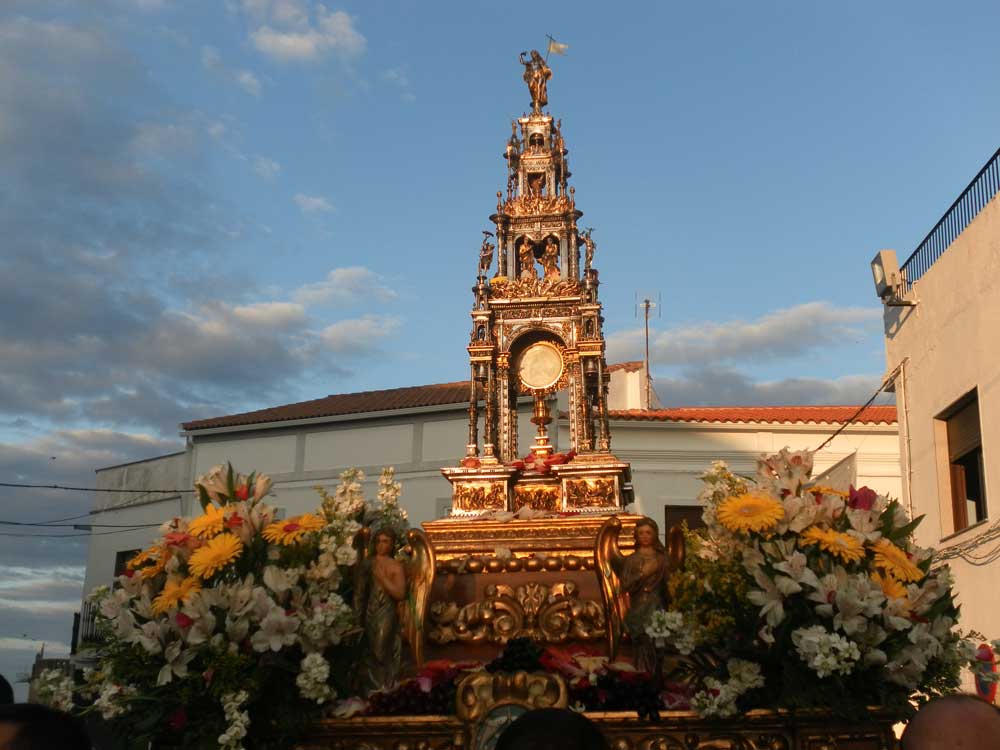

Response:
(402, 529), (435, 668)
(429, 581), (605, 646)
(512, 484), (559, 511)
(565, 478), (617, 508)
(506, 194), (572, 217)
(490, 275), (580, 298)
(453, 482), (507, 511)
(456, 670), (567, 724)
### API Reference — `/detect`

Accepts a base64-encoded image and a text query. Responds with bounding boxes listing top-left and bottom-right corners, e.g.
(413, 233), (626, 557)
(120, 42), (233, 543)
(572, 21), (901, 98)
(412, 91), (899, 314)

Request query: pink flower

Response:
(175, 612), (194, 629)
(848, 485), (877, 511)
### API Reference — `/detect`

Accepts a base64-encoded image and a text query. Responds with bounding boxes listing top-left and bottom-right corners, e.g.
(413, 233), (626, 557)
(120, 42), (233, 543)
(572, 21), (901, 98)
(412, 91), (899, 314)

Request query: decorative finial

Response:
(519, 50), (552, 114)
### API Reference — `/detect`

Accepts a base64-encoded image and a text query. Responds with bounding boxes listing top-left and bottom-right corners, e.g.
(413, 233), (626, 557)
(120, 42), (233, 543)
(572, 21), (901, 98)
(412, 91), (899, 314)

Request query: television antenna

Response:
(634, 291), (661, 408)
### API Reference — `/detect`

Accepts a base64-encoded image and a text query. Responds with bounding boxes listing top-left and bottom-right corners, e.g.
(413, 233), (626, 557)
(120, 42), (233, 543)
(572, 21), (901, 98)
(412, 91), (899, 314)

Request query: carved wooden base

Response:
(302, 710), (899, 750)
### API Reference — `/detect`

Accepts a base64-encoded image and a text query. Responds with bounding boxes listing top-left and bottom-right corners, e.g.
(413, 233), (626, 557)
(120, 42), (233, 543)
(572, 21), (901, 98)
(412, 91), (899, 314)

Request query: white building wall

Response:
(881, 192), (1000, 648)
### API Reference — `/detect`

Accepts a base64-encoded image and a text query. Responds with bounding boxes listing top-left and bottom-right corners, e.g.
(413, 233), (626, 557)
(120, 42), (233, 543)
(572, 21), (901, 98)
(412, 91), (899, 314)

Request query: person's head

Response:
(633, 517), (665, 553)
(0, 675), (12, 705)
(901, 694), (1000, 750)
(0, 703), (90, 750)
(496, 708), (609, 750)
(373, 528), (397, 558)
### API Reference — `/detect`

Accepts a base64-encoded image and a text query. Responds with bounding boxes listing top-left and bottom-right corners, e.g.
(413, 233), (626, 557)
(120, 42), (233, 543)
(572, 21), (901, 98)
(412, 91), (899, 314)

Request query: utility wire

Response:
(0, 481), (194, 494)
(0, 520), (162, 529)
(813, 363), (901, 453)
(0, 525), (159, 539)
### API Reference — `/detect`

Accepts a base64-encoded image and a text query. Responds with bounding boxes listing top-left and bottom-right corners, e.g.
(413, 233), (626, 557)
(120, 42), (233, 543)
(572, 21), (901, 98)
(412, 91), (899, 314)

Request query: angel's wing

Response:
(401, 528), (436, 668)
(594, 516), (628, 660)
(352, 527), (371, 614)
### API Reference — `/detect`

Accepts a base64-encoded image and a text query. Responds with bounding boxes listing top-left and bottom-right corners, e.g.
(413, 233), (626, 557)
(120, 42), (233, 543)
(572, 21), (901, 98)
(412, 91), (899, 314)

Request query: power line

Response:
(0, 520), (162, 529)
(0, 481), (194, 494)
(813, 363), (900, 453)
(0, 525), (158, 539)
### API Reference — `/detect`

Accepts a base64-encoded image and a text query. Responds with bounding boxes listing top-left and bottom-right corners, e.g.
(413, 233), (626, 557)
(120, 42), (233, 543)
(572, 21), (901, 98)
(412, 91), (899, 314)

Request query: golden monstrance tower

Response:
(438, 51), (633, 519)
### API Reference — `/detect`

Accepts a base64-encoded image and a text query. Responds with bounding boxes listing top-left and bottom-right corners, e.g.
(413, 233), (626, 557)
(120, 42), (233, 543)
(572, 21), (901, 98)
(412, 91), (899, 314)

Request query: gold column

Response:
(467, 366), (479, 457)
(483, 362), (496, 461)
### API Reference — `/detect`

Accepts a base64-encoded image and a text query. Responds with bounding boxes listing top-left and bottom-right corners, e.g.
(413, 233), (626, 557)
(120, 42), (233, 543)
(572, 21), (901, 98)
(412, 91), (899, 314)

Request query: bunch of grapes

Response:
(485, 637), (543, 673)
(366, 678), (457, 716)
(570, 673), (661, 721)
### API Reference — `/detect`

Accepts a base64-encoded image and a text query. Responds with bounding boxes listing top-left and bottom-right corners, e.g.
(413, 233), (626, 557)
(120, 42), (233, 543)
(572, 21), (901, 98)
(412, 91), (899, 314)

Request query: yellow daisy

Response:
(187, 504), (226, 539)
(872, 539), (923, 582)
(126, 546), (157, 570)
(871, 571), (907, 600)
(262, 513), (325, 546)
(800, 527), (865, 564)
(806, 485), (848, 499)
(151, 575), (202, 615)
(716, 492), (785, 534)
(188, 533), (243, 579)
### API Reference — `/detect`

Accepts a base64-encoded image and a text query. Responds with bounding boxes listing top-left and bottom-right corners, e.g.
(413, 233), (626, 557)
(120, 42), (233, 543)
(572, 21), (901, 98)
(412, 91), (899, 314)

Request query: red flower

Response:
(202, 668), (215, 686)
(225, 514), (244, 529)
(234, 484), (250, 501)
(163, 532), (191, 547)
(175, 612), (194, 629)
(122, 569), (135, 579)
(166, 708), (187, 731)
(848, 485), (877, 511)
(509, 460), (525, 470)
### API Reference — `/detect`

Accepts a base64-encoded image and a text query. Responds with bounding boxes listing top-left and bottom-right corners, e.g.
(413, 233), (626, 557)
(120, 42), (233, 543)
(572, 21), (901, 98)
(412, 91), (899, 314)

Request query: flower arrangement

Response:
(646, 449), (986, 720)
(79, 464), (404, 750)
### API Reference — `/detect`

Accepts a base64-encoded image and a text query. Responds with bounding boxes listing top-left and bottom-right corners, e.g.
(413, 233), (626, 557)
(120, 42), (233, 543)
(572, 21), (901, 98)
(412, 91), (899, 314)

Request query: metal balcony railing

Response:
(900, 146), (1000, 291)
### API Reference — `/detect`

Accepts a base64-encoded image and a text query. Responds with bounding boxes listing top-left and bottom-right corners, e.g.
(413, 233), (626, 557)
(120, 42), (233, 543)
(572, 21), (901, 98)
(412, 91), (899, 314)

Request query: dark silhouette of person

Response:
(0, 703), (91, 750)
(0, 675), (12, 705)
(901, 694), (1000, 750)
(496, 708), (609, 750)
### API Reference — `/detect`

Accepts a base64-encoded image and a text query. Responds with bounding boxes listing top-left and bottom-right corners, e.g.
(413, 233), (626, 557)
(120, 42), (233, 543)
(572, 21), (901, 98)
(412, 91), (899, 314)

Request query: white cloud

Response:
(651, 367), (893, 407)
(294, 192), (333, 213)
(235, 69), (262, 96)
(318, 314), (399, 353)
(229, 301), (305, 327)
(607, 302), (881, 367)
(249, 6), (365, 63)
(201, 45), (262, 96)
(294, 266), (396, 307)
(253, 155), (281, 178)
(383, 66), (415, 103)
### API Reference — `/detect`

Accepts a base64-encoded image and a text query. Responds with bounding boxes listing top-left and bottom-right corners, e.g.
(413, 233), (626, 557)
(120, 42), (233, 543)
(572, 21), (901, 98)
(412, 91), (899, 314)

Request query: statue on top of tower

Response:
(581, 227), (596, 272)
(520, 50), (552, 114)
(478, 231), (495, 277)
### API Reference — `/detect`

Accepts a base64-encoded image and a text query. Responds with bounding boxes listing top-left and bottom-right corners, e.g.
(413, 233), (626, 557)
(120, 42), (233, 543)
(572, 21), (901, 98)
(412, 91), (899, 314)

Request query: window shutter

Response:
(947, 399), (981, 460)
(950, 463), (969, 531)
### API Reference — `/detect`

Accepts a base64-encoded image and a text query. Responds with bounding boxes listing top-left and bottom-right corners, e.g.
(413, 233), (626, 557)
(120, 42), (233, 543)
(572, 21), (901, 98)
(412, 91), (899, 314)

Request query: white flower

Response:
(250, 604), (299, 652)
(32, 668), (74, 712)
(219, 690), (250, 750)
(791, 625), (861, 678)
(93, 682), (136, 719)
(772, 550), (820, 590)
(296, 653), (334, 704)
(747, 569), (786, 627)
(263, 565), (302, 594)
(156, 641), (195, 685)
(334, 544), (357, 566)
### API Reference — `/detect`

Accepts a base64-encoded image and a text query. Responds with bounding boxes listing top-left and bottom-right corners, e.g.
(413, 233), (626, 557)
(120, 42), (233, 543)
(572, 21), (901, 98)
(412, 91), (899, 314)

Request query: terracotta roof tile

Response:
(182, 381), (470, 431)
(608, 405), (897, 425)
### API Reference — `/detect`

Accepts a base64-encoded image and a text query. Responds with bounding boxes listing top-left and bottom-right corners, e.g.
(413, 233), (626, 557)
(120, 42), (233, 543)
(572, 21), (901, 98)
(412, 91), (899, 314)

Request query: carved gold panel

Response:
(512, 484), (560, 512)
(564, 477), (618, 508)
(453, 481), (507, 512)
(427, 581), (606, 646)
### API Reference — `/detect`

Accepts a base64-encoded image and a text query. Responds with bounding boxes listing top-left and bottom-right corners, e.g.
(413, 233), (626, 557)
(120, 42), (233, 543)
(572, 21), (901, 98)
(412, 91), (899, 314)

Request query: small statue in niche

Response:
(518, 238), (537, 279)
(478, 231), (494, 278)
(526, 172), (545, 198)
(354, 526), (406, 693)
(595, 516), (684, 674)
(540, 237), (560, 279)
(519, 50), (552, 114)
(581, 228), (596, 272)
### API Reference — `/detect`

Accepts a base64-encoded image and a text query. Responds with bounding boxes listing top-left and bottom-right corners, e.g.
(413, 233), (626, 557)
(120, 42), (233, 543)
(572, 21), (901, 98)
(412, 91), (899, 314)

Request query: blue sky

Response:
(2, 0), (1000, 693)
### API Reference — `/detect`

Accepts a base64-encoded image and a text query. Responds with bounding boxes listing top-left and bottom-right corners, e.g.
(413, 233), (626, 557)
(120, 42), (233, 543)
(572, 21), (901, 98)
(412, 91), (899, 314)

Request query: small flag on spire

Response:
(547, 37), (569, 56)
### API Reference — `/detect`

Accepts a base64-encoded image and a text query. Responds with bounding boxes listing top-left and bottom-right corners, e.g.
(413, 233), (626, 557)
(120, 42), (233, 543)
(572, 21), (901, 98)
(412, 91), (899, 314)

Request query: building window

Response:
(664, 504), (704, 533)
(114, 549), (141, 577)
(938, 390), (987, 532)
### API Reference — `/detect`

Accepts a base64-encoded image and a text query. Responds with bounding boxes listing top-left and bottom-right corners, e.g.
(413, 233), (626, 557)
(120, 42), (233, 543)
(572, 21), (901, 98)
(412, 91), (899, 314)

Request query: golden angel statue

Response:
(595, 516), (684, 673)
(353, 526), (435, 693)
